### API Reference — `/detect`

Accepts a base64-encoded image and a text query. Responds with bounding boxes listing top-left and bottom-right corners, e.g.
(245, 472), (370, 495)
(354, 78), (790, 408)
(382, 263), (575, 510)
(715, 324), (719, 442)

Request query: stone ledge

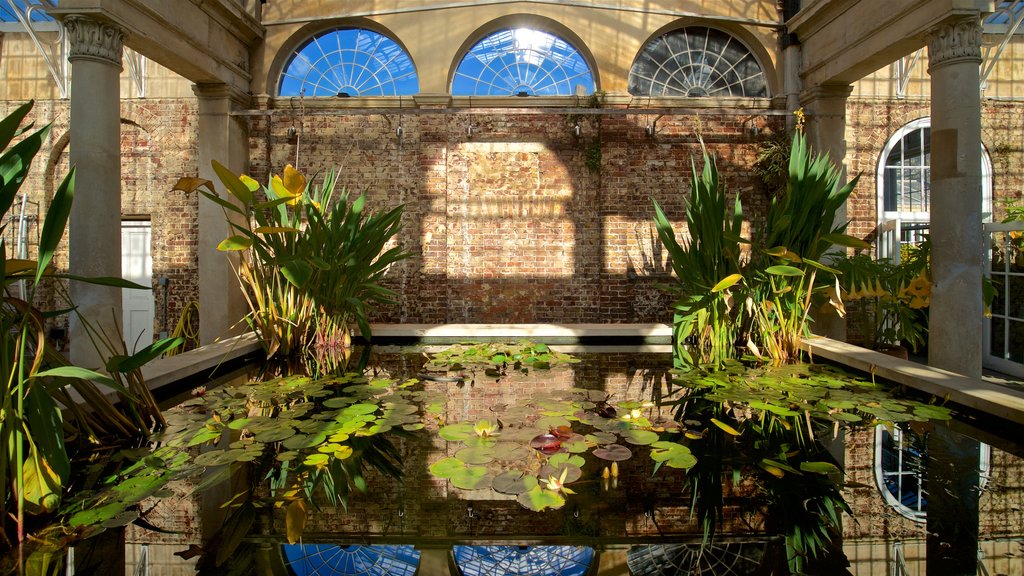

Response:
(802, 336), (1024, 425)
(364, 323), (673, 344)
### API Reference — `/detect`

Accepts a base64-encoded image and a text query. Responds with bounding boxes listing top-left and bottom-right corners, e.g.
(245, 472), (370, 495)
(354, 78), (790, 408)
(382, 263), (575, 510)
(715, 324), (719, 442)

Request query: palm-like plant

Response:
(177, 164), (407, 358)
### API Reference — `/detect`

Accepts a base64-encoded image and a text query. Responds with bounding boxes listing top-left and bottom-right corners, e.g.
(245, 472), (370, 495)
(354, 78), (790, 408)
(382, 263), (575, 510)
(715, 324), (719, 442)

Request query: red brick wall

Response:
(247, 111), (779, 324)
(0, 99), (199, 346)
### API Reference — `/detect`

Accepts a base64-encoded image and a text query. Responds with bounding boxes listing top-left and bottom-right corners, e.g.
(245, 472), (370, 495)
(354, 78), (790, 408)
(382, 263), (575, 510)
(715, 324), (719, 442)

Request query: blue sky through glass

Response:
(0, 0), (56, 23)
(452, 28), (594, 96)
(453, 545), (594, 576)
(279, 28), (418, 97)
(283, 544), (420, 576)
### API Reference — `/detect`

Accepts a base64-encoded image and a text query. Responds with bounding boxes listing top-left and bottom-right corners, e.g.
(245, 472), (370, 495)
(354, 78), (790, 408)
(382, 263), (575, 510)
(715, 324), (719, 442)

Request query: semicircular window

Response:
(629, 27), (766, 98)
(283, 544), (420, 576)
(278, 28), (419, 97)
(452, 545), (594, 576)
(452, 28), (595, 96)
(626, 543), (767, 575)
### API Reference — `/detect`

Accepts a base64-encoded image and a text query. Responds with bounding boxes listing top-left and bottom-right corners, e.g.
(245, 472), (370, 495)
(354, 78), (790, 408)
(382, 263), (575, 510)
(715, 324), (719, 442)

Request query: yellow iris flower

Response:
(271, 164), (307, 206)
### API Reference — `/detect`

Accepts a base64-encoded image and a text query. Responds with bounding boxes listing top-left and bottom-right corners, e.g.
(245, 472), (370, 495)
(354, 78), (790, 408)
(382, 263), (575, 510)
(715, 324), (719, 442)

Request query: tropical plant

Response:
(0, 101), (180, 565)
(652, 148), (746, 368)
(175, 164), (407, 358)
(832, 247), (931, 352)
(653, 123), (862, 368)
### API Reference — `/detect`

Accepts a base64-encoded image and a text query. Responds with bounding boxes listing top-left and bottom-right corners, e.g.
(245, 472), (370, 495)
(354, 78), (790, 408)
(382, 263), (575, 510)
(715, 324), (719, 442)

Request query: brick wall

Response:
(247, 110), (779, 325)
(0, 98), (199, 347)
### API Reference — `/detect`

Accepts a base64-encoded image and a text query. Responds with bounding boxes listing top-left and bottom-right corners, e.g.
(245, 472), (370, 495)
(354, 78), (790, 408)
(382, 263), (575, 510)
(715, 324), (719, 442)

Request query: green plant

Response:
(653, 126), (862, 368)
(652, 146), (746, 369)
(176, 164), (407, 358)
(0, 101), (180, 563)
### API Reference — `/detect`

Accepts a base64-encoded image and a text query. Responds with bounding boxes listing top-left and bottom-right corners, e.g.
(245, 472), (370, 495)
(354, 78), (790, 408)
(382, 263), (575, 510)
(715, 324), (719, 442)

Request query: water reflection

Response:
(53, 349), (1024, 575)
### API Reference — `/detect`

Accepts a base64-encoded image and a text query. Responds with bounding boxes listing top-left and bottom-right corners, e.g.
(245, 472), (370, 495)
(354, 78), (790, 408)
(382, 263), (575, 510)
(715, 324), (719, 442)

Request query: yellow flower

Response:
(906, 273), (931, 298)
(540, 467), (575, 495)
(271, 164), (306, 206)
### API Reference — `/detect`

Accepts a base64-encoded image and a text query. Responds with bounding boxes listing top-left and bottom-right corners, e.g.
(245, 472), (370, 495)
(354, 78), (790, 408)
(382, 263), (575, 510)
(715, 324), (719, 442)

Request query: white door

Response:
(121, 221), (154, 353)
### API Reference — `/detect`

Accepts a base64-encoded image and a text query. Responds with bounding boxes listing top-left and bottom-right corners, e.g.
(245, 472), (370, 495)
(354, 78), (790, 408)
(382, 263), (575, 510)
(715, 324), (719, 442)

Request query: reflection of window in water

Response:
(453, 545), (594, 576)
(874, 425), (991, 523)
(627, 542), (768, 575)
(282, 544), (420, 576)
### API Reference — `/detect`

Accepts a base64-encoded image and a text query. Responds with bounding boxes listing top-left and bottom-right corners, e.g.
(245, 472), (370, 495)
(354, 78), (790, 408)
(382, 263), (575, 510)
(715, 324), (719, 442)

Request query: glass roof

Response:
(986, 1), (1024, 25)
(0, 0), (55, 23)
(282, 544), (420, 576)
(452, 545), (594, 576)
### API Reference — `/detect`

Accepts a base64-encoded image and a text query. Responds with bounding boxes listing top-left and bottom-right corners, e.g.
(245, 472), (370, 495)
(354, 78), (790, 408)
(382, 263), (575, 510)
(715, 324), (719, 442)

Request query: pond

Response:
(62, 344), (1024, 575)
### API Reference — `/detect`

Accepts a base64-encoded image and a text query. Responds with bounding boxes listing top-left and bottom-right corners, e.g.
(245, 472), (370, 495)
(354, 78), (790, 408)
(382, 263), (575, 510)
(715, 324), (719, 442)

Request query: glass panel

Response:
(1010, 275), (1023, 319)
(1010, 319), (1024, 363)
(278, 28), (419, 97)
(452, 28), (595, 96)
(991, 273), (1008, 317)
(627, 543), (767, 575)
(903, 129), (923, 166)
(629, 27), (766, 97)
(283, 544), (420, 576)
(990, 232), (1006, 272)
(992, 317), (1006, 357)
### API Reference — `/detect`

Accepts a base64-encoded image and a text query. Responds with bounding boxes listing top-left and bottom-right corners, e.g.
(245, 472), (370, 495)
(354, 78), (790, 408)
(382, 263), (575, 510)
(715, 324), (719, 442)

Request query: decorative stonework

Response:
(927, 16), (982, 70)
(63, 15), (125, 66)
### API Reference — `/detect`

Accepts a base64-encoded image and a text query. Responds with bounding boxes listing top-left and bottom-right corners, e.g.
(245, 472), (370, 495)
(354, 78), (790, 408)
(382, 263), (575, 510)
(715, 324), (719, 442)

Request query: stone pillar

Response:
(64, 15), (125, 368)
(193, 84), (250, 344)
(800, 83), (854, 341)
(416, 547), (452, 575)
(927, 16), (984, 378)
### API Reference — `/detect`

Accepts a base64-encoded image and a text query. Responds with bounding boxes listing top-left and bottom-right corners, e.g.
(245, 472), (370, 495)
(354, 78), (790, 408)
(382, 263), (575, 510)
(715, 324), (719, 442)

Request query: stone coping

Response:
(140, 332), (262, 394)
(365, 323), (673, 344)
(802, 336), (1024, 425)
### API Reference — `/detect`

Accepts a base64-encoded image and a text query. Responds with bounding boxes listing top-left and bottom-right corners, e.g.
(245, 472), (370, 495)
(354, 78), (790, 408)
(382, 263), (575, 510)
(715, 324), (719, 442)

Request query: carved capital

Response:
(63, 15), (125, 67)
(927, 16), (982, 71)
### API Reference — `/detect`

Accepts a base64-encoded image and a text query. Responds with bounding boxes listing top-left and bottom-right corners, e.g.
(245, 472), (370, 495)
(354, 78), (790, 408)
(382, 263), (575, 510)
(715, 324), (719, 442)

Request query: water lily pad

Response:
(492, 471), (538, 495)
(548, 453), (585, 469)
(450, 466), (491, 490)
(529, 433), (563, 455)
(429, 457), (464, 479)
(649, 441), (697, 470)
(592, 444), (632, 461)
(455, 447), (495, 465)
(517, 485), (565, 511)
(276, 451), (300, 462)
(623, 429), (660, 446)
(254, 426), (297, 443)
(585, 432), (617, 445)
(402, 423), (425, 431)
(439, 423), (475, 442)
(283, 432), (327, 450)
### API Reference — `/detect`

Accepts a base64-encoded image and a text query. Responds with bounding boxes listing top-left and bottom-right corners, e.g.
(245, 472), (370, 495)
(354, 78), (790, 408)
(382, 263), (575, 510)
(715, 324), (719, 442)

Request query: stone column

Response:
(800, 83), (854, 341)
(64, 15), (125, 368)
(927, 16), (984, 378)
(193, 84), (250, 344)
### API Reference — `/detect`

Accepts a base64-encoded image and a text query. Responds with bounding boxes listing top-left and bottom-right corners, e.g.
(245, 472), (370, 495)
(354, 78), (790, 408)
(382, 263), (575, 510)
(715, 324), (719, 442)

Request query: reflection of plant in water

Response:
(665, 360), (951, 572)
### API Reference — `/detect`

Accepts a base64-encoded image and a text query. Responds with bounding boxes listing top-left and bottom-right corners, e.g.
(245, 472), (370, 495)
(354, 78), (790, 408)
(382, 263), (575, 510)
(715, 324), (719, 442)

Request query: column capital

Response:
(63, 15), (126, 67)
(799, 83), (854, 106)
(927, 16), (982, 72)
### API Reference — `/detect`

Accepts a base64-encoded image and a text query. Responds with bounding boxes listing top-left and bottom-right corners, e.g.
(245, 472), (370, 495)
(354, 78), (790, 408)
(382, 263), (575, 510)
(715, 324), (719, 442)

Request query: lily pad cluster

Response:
(428, 387), (697, 511)
(667, 361), (952, 441)
(422, 341), (578, 379)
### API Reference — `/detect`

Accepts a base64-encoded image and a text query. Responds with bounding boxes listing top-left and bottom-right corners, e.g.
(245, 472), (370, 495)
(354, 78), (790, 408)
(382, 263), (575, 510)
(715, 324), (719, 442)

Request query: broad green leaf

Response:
(765, 265), (804, 277)
(823, 233), (870, 249)
(710, 418), (741, 436)
(217, 235), (252, 251)
(281, 260), (313, 287)
(211, 160), (253, 204)
(108, 337), (184, 373)
(36, 168), (74, 283)
(516, 485), (565, 511)
(24, 386), (70, 482)
(33, 366), (131, 397)
(711, 273), (742, 293)
(799, 461), (842, 475)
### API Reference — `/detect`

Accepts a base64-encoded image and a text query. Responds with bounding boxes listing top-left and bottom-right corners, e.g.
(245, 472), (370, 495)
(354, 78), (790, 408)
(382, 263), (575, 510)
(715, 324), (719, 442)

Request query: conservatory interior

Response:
(1, 0), (1024, 575)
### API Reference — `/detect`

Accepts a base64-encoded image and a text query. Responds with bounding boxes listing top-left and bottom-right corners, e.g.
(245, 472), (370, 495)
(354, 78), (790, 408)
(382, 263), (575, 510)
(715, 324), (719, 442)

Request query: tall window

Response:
(628, 27), (767, 98)
(278, 28), (418, 97)
(451, 28), (595, 96)
(877, 117), (993, 252)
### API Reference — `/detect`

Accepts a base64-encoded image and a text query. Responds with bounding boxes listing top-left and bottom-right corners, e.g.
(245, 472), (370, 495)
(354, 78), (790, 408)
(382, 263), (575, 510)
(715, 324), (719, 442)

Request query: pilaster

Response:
(193, 83), (251, 344)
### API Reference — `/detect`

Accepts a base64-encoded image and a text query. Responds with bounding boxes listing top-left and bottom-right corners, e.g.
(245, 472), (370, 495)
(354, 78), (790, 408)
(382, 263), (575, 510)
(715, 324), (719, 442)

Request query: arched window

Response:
(876, 117), (993, 254)
(282, 544), (420, 576)
(452, 545), (594, 576)
(874, 425), (991, 523)
(451, 28), (595, 96)
(629, 27), (767, 98)
(278, 28), (418, 97)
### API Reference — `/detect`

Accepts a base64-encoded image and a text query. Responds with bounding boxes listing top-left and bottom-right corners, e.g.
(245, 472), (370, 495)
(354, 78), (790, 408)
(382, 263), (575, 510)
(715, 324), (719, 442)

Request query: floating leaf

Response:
(449, 466), (491, 490)
(492, 471), (538, 495)
(623, 429), (660, 446)
(649, 441), (697, 470)
(429, 457), (464, 479)
(710, 418), (741, 436)
(592, 444), (632, 461)
(439, 423), (475, 442)
(455, 447), (495, 465)
(517, 485), (566, 511)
